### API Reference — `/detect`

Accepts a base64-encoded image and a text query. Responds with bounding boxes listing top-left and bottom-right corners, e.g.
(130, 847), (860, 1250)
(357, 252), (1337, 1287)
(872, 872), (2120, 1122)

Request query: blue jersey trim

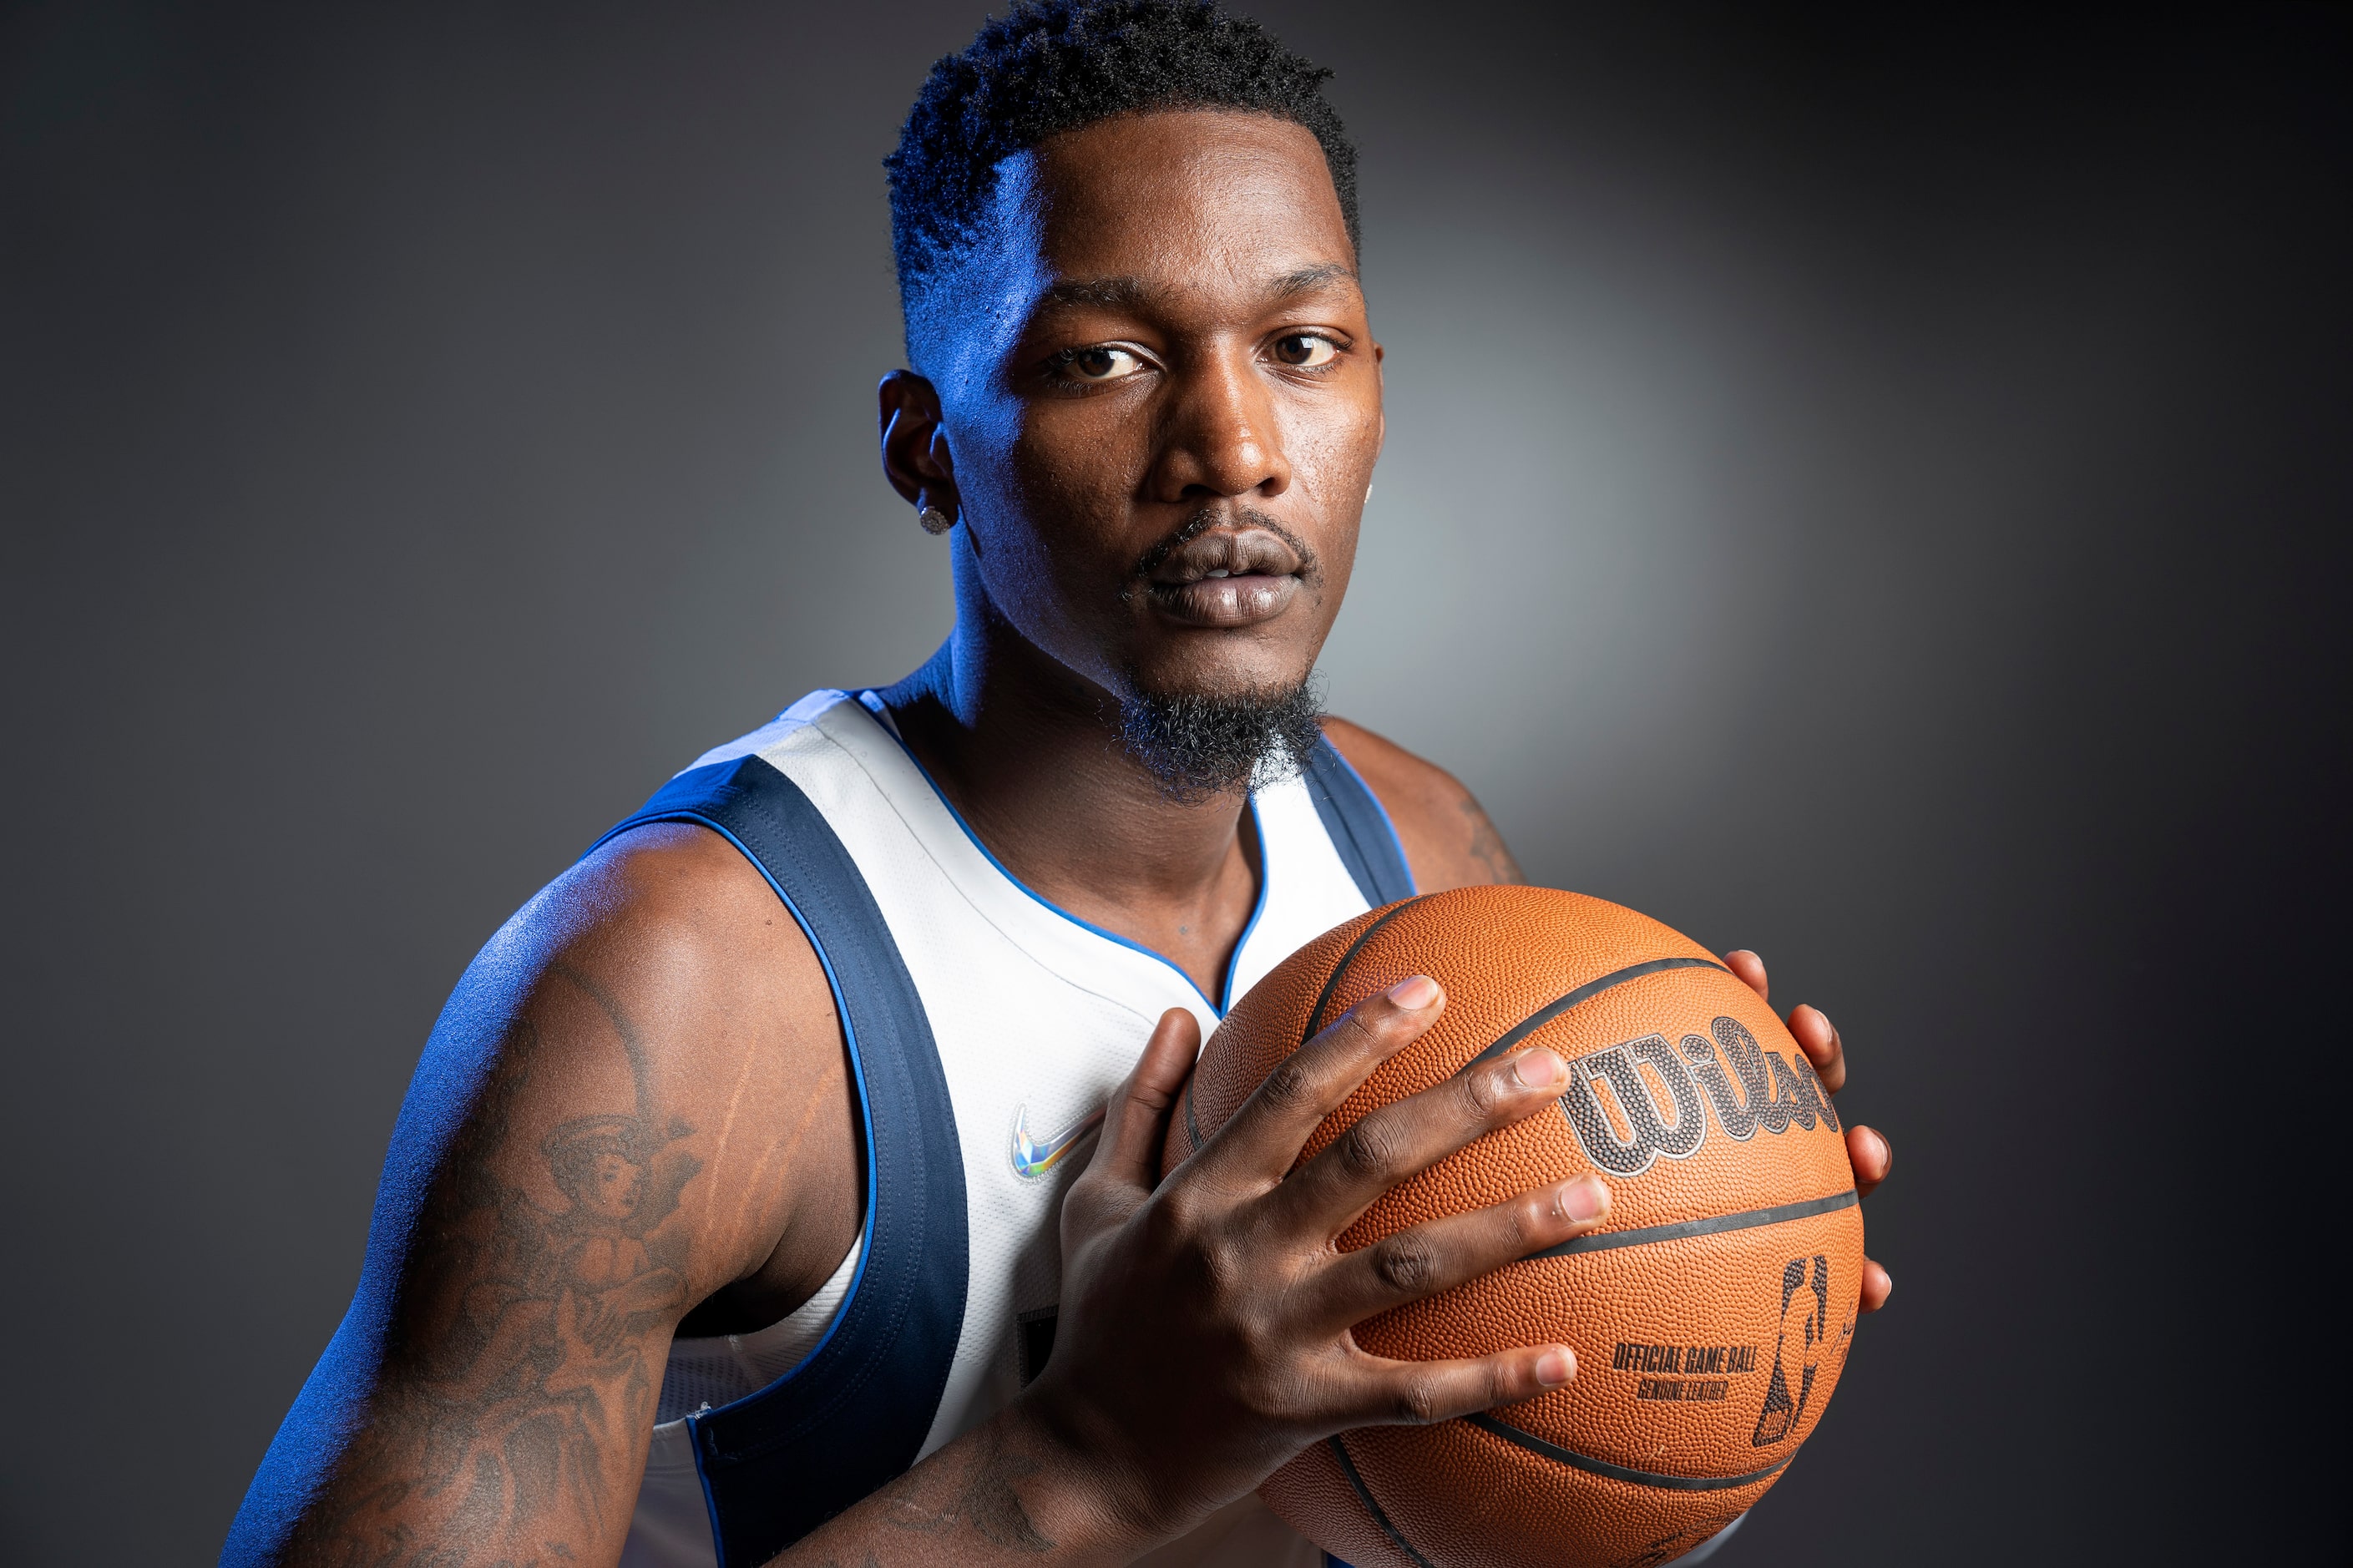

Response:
(1322, 741), (1414, 889)
(1302, 735), (1419, 907)
(855, 690), (1259, 1018)
(596, 756), (968, 1568)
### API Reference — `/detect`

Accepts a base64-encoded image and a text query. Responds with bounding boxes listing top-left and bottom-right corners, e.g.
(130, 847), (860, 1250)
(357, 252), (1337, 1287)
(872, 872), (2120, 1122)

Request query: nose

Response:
(1149, 343), (1293, 503)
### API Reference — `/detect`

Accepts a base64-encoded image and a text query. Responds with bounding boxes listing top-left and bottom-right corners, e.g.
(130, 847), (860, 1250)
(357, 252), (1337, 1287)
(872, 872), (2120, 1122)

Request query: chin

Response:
(1120, 639), (1319, 707)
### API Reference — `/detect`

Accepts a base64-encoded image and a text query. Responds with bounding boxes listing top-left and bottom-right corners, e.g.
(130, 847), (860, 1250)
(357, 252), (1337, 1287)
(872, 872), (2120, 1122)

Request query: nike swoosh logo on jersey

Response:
(1010, 1103), (1106, 1179)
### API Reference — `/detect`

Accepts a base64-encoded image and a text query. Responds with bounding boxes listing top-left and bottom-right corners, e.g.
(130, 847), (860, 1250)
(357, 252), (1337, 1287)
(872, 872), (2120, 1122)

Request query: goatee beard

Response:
(1117, 676), (1327, 803)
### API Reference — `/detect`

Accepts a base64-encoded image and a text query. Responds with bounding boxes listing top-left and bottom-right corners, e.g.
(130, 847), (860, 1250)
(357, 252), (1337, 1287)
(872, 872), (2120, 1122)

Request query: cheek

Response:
(944, 393), (1026, 510)
(948, 401), (1146, 674)
(1013, 397), (1154, 518)
(973, 409), (1157, 621)
(1279, 401), (1379, 584)
(1274, 382), (1383, 518)
(1300, 396), (1385, 485)
(954, 392), (1136, 529)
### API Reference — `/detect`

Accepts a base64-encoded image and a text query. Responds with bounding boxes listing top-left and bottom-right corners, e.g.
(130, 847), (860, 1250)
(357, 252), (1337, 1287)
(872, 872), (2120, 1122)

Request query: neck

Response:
(875, 542), (1263, 999)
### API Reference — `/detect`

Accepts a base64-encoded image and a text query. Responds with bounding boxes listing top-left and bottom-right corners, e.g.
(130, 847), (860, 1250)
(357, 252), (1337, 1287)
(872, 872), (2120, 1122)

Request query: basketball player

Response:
(225, 5), (1895, 1566)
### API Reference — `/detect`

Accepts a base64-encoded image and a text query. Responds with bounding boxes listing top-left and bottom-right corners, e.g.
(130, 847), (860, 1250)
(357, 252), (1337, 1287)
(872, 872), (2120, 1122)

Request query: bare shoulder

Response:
(454, 820), (859, 1307)
(1319, 716), (1526, 892)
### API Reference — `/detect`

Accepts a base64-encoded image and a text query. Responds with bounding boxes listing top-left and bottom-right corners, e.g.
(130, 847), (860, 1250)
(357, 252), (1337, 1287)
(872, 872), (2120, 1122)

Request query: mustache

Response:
(1130, 506), (1321, 583)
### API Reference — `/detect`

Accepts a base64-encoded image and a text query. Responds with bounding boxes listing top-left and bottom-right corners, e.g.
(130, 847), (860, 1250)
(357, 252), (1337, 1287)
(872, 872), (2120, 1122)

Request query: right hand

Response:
(1017, 973), (1614, 1550)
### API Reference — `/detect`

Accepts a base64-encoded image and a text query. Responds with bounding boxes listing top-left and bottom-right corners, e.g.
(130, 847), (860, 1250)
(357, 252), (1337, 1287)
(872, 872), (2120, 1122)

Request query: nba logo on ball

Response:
(1751, 1256), (1831, 1447)
(1176, 886), (1870, 1568)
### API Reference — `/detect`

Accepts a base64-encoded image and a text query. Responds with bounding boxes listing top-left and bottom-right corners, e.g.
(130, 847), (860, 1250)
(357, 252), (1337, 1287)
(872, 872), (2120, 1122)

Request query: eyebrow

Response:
(1042, 276), (1151, 309)
(1267, 262), (1360, 300)
(1038, 262), (1362, 312)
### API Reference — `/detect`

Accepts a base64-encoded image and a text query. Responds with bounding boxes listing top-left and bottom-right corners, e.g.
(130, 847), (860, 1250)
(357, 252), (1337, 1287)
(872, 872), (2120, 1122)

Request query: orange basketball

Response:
(1165, 885), (1865, 1568)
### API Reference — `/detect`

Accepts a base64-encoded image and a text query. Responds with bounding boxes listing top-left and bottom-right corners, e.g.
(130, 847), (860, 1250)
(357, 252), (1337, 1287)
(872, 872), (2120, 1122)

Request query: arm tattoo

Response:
(295, 965), (700, 1566)
(1461, 797), (1526, 885)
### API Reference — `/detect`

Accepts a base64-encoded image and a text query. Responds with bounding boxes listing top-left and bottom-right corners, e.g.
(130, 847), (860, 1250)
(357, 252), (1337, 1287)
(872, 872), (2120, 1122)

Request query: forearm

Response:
(769, 1402), (1154, 1568)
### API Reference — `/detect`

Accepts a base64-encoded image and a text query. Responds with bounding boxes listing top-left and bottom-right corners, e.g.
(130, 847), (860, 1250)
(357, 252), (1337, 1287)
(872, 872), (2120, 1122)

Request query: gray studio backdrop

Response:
(4, 3), (2345, 1564)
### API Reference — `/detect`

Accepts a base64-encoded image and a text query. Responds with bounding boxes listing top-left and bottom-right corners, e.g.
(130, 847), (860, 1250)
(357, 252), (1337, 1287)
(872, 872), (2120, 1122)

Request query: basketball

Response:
(1164, 885), (1865, 1568)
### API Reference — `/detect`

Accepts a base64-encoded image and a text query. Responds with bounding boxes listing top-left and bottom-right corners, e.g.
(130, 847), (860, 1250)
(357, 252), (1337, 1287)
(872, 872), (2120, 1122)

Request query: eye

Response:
(1056, 345), (1147, 383)
(1270, 332), (1339, 368)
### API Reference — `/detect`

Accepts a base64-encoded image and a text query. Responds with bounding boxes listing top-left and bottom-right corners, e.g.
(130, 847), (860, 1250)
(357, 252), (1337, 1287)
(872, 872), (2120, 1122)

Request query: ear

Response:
(878, 370), (959, 518)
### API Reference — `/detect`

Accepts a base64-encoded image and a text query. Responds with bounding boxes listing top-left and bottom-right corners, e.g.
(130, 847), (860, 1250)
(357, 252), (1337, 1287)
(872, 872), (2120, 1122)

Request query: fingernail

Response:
(1536, 1348), (1576, 1387)
(1387, 974), (1440, 1010)
(1511, 1048), (1566, 1089)
(1558, 1176), (1610, 1223)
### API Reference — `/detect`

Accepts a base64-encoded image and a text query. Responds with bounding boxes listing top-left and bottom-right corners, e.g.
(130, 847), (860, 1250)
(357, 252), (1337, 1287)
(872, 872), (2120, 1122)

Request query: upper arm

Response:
(229, 825), (856, 1567)
(1320, 716), (1526, 893)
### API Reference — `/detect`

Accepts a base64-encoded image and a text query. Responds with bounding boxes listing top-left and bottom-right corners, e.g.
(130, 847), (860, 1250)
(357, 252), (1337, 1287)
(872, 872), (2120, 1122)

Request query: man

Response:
(225, 5), (1894, 1565)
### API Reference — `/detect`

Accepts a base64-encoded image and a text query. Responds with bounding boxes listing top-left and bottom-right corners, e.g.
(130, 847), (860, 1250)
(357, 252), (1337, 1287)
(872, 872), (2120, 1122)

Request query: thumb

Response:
(1088, 1007), (1201, 1196)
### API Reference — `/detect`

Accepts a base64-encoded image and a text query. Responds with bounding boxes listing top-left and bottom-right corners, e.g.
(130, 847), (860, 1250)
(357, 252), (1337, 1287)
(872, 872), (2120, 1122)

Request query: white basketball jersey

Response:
(619, 690), (1414, 1567)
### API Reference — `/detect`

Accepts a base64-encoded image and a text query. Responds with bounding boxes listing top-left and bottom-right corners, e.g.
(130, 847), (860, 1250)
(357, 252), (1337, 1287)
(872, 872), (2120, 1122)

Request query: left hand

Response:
(1722, 949), (1894, 1313)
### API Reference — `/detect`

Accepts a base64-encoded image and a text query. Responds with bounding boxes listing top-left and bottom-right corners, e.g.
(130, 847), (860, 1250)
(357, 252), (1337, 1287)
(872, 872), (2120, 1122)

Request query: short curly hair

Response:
(886, 1), (1359, 356)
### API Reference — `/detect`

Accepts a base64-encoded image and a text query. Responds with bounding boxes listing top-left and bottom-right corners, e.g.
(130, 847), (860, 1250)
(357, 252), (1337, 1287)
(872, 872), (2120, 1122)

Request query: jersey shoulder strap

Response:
(1300, 735), (1419, 908)
(598, 754), (969, 1568)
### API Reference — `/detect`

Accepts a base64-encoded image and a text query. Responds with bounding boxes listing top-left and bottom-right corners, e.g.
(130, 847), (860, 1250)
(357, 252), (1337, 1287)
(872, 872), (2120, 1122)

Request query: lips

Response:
(1143, 527), (1305, 628)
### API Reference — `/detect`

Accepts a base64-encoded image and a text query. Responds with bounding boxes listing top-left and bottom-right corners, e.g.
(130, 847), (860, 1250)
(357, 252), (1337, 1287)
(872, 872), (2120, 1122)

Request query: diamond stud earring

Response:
(918, 503), (954, 535)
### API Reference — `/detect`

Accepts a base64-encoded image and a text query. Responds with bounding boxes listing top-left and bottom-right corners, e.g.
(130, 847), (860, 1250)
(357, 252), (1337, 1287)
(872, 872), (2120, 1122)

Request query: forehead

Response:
(1021, 109), (1354, 286)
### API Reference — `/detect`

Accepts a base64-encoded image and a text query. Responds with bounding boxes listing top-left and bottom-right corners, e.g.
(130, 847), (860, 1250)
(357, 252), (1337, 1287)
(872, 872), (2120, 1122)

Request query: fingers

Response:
(1786, 1003), (1845, 1094)
(1086, 1008), (1202, 1195)
(1722, 948), (1768, 1002)
(1725, 953), (1857, 1098)
(1845, 1123), (1890, 1197)
(1333, 1340), (1581, 1429)
(1192, 976), (1447, 1188)
(1850, 1121), (1891, 1311)
(1860, 1255), (1893, 1313)
(1308, 1175), (1612, 1327)
(1268, 1042), (1574, 1239)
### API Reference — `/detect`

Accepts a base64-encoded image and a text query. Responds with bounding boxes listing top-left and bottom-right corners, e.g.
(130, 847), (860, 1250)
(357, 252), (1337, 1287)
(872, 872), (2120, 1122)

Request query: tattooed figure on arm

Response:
(296, 974), (703, 1562)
